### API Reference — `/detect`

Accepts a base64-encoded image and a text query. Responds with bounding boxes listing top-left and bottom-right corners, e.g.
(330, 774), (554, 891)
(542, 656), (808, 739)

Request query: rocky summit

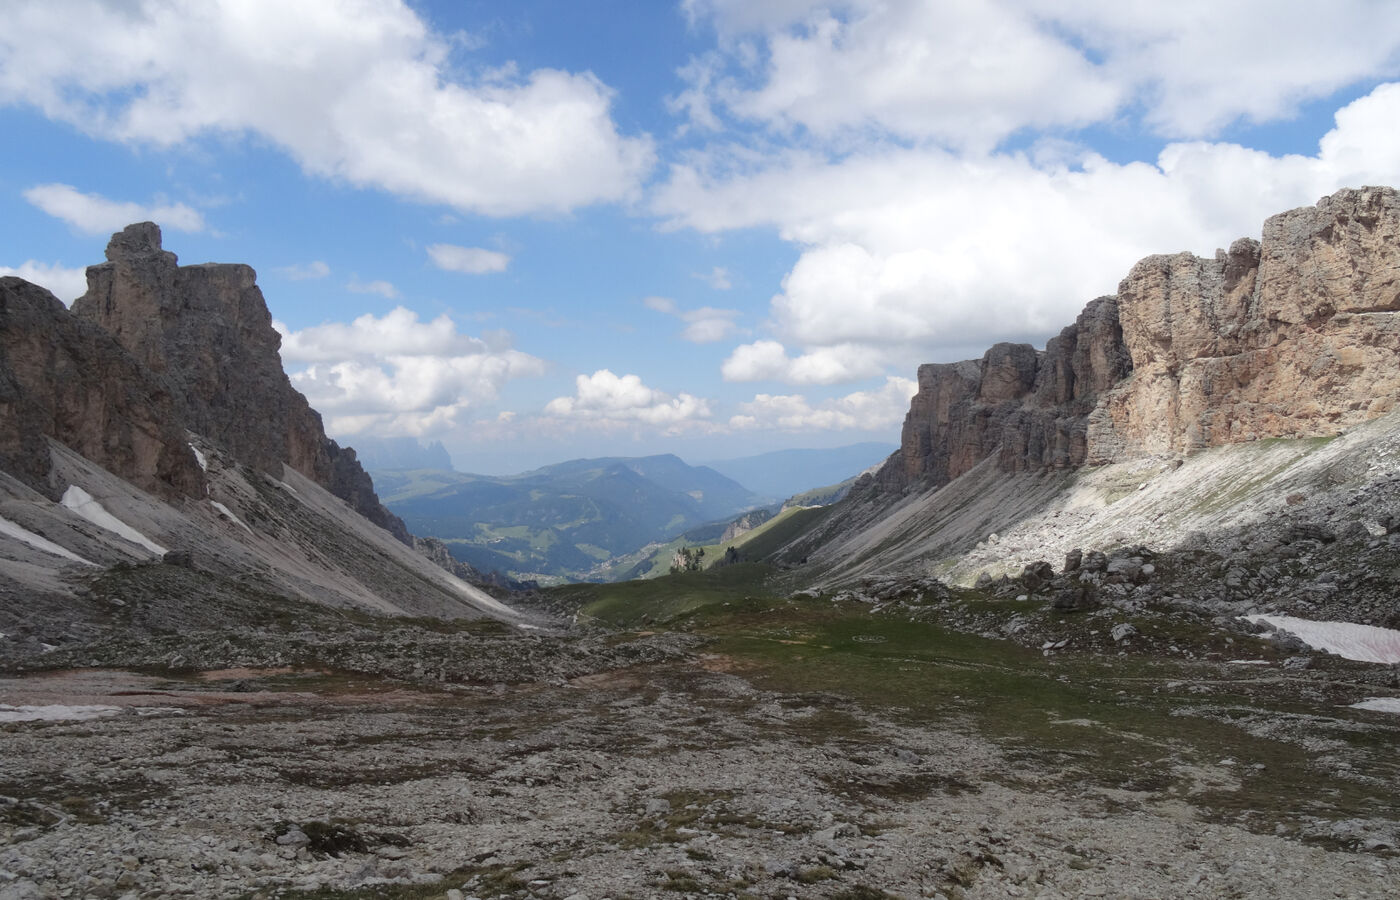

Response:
(882, 186), (1400, 492)
(73, 223), (410, 542)
(3, 196), (1400, 900)
(1, 224), (522, 644)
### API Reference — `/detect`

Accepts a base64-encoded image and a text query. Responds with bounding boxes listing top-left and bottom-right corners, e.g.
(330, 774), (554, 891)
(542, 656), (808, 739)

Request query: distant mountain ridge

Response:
(376, 454), (762, 583)
(701, 442), (897, 501)
(349, 436), (454, 471)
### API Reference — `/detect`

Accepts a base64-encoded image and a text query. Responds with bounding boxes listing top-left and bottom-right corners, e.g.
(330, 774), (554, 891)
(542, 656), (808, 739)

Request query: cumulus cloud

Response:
(0, 0), (654, 216)
(427, 243), (510, 274)
(276, 260), (330, 281)
(656, 82), (1400, 364)
(0, 260), (89, 304)
(644, 295), (741, 343)
(22, 183), (204, 235)
(275, 307), (545, 436)
(681, 0), (1400, 144)
(346, 277), (399, 299)
(729, 376), (917, 431)
(544, 370), (713, 430)
(721, 340), (885, 384)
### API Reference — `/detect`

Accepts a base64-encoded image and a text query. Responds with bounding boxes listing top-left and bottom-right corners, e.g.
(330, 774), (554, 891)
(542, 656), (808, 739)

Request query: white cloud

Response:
(697, 265), (731, 290)
(655, 82), (1400, 363)
(544, 369), (713, 430)
(680, 309), (740, 343)
(722, 340), (884, 384)
(427, 243), (510, 274)
(276, 260), (330, 280)
(346, 276), (399, 299)
(730, 376), (917, 431)
(642, 295), (678, 314)
(22, 183), (204, 235)
(644, 296), (741, 343)
(681, 0), (1400, 145)
(0, 0), (653, 216)
(723, 2), (1119, 150)
(0, 260), (89, 304)
(1034, 0), (1400, 138)
(275, 307), (545, 436)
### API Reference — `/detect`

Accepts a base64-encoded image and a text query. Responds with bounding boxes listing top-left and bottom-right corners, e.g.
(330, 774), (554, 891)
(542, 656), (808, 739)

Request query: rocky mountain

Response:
(0, 224), (529, 650)
(773, 187), (1400, 593)
(377, 454), (762, 582)
(5, 210), (1400, 900)
(70, 223), (410, 543)
(880, 186), (1399, 494)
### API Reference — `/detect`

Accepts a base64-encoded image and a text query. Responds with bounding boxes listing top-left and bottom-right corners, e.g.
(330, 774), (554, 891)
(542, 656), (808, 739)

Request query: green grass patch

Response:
(543, 563), (778, 628)
(694, 602), (1400, 833)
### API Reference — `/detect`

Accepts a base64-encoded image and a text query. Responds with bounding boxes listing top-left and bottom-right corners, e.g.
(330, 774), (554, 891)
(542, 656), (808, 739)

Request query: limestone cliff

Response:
(64, 223), (408, 542)
(885, 297), (1130, 489)
(0, 277), (204, 500)
(1093, 187), (1400, 458)
(883, 186), (1400, 492)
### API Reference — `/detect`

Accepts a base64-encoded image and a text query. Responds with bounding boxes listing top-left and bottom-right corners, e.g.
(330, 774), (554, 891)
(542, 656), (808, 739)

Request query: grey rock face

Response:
(0, 276), (204, 500)
(883, 296), (1131, 491)
(69, 223), (408, 543)
(880, 186), (1400, 493)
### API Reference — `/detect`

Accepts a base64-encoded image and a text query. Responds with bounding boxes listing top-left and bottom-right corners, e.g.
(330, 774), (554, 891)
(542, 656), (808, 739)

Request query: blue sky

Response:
(3, 1), (1400, 474)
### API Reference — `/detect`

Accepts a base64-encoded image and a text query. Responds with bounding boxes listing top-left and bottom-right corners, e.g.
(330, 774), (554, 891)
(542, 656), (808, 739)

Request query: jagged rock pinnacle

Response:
(104, 221), (177, 265)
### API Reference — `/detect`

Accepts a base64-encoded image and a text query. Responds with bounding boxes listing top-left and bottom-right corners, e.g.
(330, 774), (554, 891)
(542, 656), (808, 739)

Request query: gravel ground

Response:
(1, 656), (1397, 900)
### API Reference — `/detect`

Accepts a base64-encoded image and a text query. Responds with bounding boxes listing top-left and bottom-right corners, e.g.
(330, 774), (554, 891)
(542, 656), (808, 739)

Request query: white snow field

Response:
(1351, 698), (1400, 714)
(0, 513), (95, 565)
(60, 485), (167, 556)
(1246, 614), (1400, 664)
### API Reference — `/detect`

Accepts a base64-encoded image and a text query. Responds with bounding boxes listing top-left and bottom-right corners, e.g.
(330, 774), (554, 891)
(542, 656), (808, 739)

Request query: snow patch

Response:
(0, 704), (121, 723)
(1227, 659), (1271, 665)
(189, 443), (208, 472)
(0, 514), (96, 566)
(1351, 698), (1400, 714)
(443, 573), (519, 618)
(516, 623), (542, 631)
(59, 487), (165, 557)
(60, 485), (167, 556)
(266, 474), (299, 495)
(1245, 614), (1400, 665)
(210, 500), (254, 535)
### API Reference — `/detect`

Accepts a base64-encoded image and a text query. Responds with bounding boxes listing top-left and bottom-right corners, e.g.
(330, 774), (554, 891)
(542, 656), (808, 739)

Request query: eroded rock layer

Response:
(886, 186), (1400, 491)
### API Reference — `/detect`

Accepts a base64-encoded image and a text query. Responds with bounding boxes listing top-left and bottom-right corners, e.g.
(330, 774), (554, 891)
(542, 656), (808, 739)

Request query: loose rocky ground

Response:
(3, 582), (1400, 899)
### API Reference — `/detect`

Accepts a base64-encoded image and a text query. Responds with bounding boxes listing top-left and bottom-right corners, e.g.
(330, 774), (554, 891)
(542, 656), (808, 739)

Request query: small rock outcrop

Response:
(70, 223), (409, 543)
(883, 187), (1400, 492)
(722, 509), (774, 543)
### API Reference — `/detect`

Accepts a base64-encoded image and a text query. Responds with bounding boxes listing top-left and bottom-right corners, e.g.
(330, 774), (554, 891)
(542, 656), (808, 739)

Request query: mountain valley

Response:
(1, 189), (1399, 899)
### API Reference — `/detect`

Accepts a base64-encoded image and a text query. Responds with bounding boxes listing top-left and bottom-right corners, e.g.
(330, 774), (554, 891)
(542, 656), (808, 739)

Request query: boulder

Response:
(1019, 560), (1055, 592)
